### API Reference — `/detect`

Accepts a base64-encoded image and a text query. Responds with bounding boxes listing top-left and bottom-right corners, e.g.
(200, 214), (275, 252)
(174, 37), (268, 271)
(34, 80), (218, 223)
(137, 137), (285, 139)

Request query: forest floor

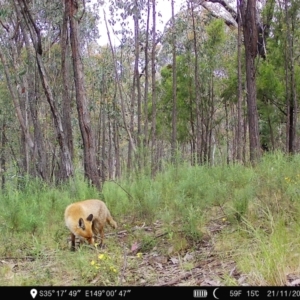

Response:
(2, 217), (300, 286)
(1, 218), (242, 286)
(114, 218), (243, 286)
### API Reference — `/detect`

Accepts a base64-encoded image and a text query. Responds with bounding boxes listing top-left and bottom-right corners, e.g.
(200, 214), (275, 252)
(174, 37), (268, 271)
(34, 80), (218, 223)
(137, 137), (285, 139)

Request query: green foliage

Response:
(2, 153), (300, 285)
(149, 17), (231, 148)
(205, 18), (226, 56)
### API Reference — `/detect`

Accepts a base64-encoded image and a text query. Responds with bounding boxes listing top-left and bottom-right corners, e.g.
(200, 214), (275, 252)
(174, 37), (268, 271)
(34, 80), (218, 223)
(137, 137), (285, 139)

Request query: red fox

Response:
(64, 199), (117, 251)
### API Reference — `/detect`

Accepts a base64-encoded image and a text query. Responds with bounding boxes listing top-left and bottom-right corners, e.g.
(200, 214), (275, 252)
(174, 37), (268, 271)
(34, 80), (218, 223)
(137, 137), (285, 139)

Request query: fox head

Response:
(77, 213), (94, 244)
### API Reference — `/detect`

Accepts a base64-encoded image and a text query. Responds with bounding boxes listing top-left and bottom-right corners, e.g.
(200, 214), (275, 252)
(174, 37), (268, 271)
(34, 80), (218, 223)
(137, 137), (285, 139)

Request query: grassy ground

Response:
(1, 152), (300, 286)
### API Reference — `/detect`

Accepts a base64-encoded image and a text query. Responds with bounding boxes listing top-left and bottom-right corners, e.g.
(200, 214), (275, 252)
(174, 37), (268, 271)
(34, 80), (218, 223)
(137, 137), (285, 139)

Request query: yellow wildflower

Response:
(90, 260), (96, 266)
(110, 266), (117, 273)
(136, 252), (143, 258)
(98, 254), (105, 260)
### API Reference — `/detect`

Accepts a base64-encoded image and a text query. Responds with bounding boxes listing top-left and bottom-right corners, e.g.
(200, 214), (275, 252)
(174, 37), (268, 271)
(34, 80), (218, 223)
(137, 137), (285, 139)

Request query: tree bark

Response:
(68, 0), (101, 189)
(284, 0), (297, 153)
(171, 0), (177, 163)
(1, 122), (6, 189)
(240, 0), (261, 162)
(236, 0), (243, 162)
(61, 0), (74, 162)
(143, 0), (150, 150)
(189, 1), (202, 164)
(151, 0), (157, 176)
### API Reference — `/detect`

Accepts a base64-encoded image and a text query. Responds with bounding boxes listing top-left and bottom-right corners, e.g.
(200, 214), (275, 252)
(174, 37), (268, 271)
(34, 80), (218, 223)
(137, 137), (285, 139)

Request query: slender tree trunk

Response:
(128, 7), (140, 173)
(143, 0), (150, 151)
(171, 0), (177, 163)
(68, 0), (100, 189)
(208, 75), (214, 164)
(284, 0), (297, 153)
(101, 101), (106, 182)
(61, 0), (74, 161)
(108, 112), (113, 180)
(225, 99), (229, 164)
(1, 122), (6, 189)
(240, 0), (261, 163)
(151, 0), (157, 176)
(112, 87), (121, 179)
(190, 1), (202, 164)
(134, 1), (142, 150)
(236, 0), (243, 162)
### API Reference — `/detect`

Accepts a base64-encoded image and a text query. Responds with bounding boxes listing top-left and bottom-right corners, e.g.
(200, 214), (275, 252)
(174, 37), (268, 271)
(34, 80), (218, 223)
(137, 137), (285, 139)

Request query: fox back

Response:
(64, 199), (117, 250)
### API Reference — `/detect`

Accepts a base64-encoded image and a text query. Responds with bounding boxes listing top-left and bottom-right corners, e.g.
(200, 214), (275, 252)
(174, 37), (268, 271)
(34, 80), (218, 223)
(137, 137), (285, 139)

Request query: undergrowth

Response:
(0, 152), (300, 285)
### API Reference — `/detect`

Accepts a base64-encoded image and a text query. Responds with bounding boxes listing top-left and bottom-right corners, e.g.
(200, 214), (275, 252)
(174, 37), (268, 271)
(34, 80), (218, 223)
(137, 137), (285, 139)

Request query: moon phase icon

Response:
(213, 288), (219, 299)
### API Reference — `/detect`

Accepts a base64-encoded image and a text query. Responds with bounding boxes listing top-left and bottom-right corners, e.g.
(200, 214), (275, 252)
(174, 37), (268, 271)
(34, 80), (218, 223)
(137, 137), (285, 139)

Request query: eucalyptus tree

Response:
(283, 0), (299, 154)
(0, 0), (41, 179)
(150, 0), (158, 175)
(106, 0), (163, 174)
(16, 0), (74, 181)
(156, 10), (229, 165)
(200, 0), (276, 163)
(0, 0), (105, 188)
(0, 76), (15, 187)
(188, 0), (201, 164)
(84, 44), (123, 180)
(170, 0), (177, 163)
(67, 0), (101, 189)
(256, 0), (300, 153)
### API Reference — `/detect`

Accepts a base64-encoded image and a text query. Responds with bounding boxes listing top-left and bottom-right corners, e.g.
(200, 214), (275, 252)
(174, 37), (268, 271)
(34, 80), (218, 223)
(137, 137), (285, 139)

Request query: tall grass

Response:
(1, 152), (300, 285)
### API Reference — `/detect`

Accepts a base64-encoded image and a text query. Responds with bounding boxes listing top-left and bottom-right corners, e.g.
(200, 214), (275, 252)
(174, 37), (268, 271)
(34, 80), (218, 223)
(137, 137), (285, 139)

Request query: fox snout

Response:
(86, 236), (95, 245)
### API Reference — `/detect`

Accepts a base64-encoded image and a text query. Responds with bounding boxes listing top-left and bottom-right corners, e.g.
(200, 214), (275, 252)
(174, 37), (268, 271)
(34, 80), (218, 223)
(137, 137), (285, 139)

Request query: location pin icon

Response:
(30, 289), (38, 299)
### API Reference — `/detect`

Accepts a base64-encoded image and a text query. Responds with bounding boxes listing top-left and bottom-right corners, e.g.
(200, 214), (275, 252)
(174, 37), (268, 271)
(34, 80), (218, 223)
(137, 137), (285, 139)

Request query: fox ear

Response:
(78, 218), (85, 229)
(87, 214), (93, 222)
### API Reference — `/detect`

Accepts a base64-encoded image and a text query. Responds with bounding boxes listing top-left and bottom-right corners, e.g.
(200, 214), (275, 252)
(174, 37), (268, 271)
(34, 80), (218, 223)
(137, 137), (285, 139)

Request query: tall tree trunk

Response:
(171, 0), (177, 163)
(134, 1), (142, 150)
(240, 0), (261, 162)
(143, 0), (150, 152)
(68, 0), (100, 189)
(128, 3), (141, 173)
(284, 0), (297, 153)
(151, 0), (157, 176)
(236, 0), (243, 162)
(225, 99), (230, 164)
(208, 75), (214, 164)
(190, 1), (202, 164)
(61, 0), (74, 162)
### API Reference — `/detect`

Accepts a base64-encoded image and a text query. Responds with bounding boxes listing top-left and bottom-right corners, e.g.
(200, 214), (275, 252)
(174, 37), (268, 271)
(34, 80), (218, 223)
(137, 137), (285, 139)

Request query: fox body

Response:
(64, 199), (117, 251)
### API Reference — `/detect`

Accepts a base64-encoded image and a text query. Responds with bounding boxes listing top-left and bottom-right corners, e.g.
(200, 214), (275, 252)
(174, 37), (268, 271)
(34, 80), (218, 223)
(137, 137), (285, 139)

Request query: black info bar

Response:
(2, 286), (300, 299)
